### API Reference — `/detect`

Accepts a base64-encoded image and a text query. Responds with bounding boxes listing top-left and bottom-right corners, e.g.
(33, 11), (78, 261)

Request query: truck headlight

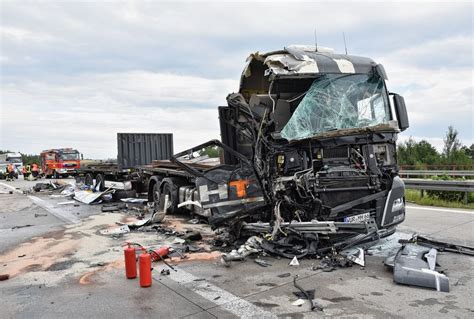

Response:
(392, 197), (404, 212)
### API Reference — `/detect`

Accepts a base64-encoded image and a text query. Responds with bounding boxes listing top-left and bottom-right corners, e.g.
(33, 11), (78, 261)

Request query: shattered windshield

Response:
(281, 74), (391, 140)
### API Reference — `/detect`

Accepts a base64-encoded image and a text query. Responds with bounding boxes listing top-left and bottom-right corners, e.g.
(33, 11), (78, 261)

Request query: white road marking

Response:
(0, 182), (22, 194)
(0, 182), (80, 224)
(160, 268), (276, 319)
(406, 205), (474, 215)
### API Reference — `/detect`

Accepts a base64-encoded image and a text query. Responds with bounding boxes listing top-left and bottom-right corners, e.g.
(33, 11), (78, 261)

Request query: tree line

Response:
(2, 126), (473, 168)
(397, 126), (473, 168)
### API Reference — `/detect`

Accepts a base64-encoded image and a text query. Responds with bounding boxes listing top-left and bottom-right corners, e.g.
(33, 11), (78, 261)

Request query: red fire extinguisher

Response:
(123, 242), (138, 279)
(139, 248), (152, 288)
(151, 246), (170, 262)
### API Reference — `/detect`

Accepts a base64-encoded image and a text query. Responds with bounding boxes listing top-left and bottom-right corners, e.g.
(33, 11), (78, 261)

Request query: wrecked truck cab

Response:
(217, 46), (408, 234)
(147, 45), (409, 254)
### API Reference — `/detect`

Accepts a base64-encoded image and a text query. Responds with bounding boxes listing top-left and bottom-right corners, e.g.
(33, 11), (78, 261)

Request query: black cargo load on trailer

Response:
(117, 133), (173, 169)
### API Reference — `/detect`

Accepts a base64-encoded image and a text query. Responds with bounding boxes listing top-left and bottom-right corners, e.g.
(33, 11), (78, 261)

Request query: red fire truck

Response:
(40, 148), (82, 178)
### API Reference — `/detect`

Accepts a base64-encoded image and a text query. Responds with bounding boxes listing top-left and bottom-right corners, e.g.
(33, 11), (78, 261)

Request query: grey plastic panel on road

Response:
(117, 133), (173, 169)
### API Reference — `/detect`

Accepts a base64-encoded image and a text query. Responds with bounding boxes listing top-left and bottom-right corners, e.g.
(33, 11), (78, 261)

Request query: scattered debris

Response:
(289, 256), (300, 266)
(400, 234), (474, 256)
(89, 262), (106, 267)
(293, 275), (322, 311)
(220, 236), (262, 266)
(160, 269), (170, 276)
(0, 274), (9, 281)
(74, 189), (115, 204)
(254, 259), (272, 267)
(99, 225), (130, 235)
(120, 198), (147, 203)
(341, 247), (365, 267)
(11, 225), (33, 230)
(291, 299), (305, 307)
(34, 213), (48, 218)
(101, 203), (127, 212)
(33, 182), (56, 192)
(183, 230), (202, 241)
(277, 273), (291, 278)
(57, 201), (75, 205)
(104, 180), (132, 191)
(172, 238), (186, 245)
(388, 244), (449, 292)
(293, 288), (315, 300)
(118, 218), (150, 229)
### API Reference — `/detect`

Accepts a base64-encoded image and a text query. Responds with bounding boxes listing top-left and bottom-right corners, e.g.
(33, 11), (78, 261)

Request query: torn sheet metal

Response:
(400, 234), (474, 256)
(104, 180), (132, 190)
(390, 244), (449, 292)
(74, 189), (114, 204)
(100, 225), (130, 235)
(341, 247), (365, 267)
(117, 219), (150, 229)
(120, 198), (147, 203)
(245, 46), (375, 78)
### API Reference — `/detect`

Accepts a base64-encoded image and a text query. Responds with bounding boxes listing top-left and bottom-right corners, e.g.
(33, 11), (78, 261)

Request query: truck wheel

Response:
(161, 179), (184, 215)
(95, 174), (105, 191)
(152, 182), (160, 203)
(84, 173), (93, 186)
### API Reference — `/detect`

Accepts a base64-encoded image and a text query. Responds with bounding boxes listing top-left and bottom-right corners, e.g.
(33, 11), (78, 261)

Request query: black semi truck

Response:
(141, 45), (409, 253)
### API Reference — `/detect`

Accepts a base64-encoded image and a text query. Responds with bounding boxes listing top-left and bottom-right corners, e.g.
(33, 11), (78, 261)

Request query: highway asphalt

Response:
(1, 179), (473, 318)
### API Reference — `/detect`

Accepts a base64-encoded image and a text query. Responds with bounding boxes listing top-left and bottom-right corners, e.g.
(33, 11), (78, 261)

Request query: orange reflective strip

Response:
(229, 180), (250, 198)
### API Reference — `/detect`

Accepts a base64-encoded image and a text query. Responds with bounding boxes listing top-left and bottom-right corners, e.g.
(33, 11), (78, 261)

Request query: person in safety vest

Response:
(22, 165), (31, 179)
(6, 163), (15, 181)
(31, 163), (39, 178)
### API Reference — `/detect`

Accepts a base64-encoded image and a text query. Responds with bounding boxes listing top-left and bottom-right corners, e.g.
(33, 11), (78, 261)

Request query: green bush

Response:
(426, 175), (471, 203)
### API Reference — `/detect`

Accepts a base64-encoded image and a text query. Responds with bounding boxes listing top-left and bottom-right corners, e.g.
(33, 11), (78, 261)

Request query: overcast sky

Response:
(0, 0), (472, 159)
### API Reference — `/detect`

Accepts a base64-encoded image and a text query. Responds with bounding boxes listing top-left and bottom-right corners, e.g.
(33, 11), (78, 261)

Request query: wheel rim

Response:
(153, 184), (160, 203)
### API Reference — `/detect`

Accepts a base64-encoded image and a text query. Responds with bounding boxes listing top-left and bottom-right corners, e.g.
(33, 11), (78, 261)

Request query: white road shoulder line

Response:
(162, 268), (276, 319)
(0, 182), (80, 224)
(406, 205), (474, 215)
(0, 182), (23, 194)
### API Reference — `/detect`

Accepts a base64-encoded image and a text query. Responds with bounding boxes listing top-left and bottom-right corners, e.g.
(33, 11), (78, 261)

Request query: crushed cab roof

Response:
(243, 45), (377, 78)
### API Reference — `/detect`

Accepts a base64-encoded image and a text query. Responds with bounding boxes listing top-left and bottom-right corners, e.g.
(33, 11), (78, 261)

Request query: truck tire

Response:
(160, 178), (186, 215)
(96, 173), (105, 191)
(84, 173), (94, 186)
(152, 182), (160, 203)
(113, 189), (137, 200)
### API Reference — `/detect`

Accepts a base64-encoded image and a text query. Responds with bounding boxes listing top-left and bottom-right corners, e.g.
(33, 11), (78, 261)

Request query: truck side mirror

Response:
(391, 93), (409, 131)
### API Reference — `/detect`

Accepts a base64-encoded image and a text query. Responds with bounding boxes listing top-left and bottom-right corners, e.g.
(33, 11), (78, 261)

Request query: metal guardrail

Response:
(400, 170), (474, 177)
(403, 179), (474, 192)
(403, 178), (474, 204)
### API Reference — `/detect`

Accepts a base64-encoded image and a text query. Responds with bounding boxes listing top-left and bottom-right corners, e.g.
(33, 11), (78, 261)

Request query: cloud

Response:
(1, 71), (236, 158)
(377, 35), (473, 146)
(0, 1), (472, 157)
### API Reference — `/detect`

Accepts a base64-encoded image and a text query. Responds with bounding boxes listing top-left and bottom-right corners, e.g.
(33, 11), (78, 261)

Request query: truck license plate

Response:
(344, 212), (370, 223)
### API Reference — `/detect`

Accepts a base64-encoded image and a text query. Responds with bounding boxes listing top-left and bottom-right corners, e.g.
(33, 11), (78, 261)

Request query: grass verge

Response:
(405, 189), (474, 210)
